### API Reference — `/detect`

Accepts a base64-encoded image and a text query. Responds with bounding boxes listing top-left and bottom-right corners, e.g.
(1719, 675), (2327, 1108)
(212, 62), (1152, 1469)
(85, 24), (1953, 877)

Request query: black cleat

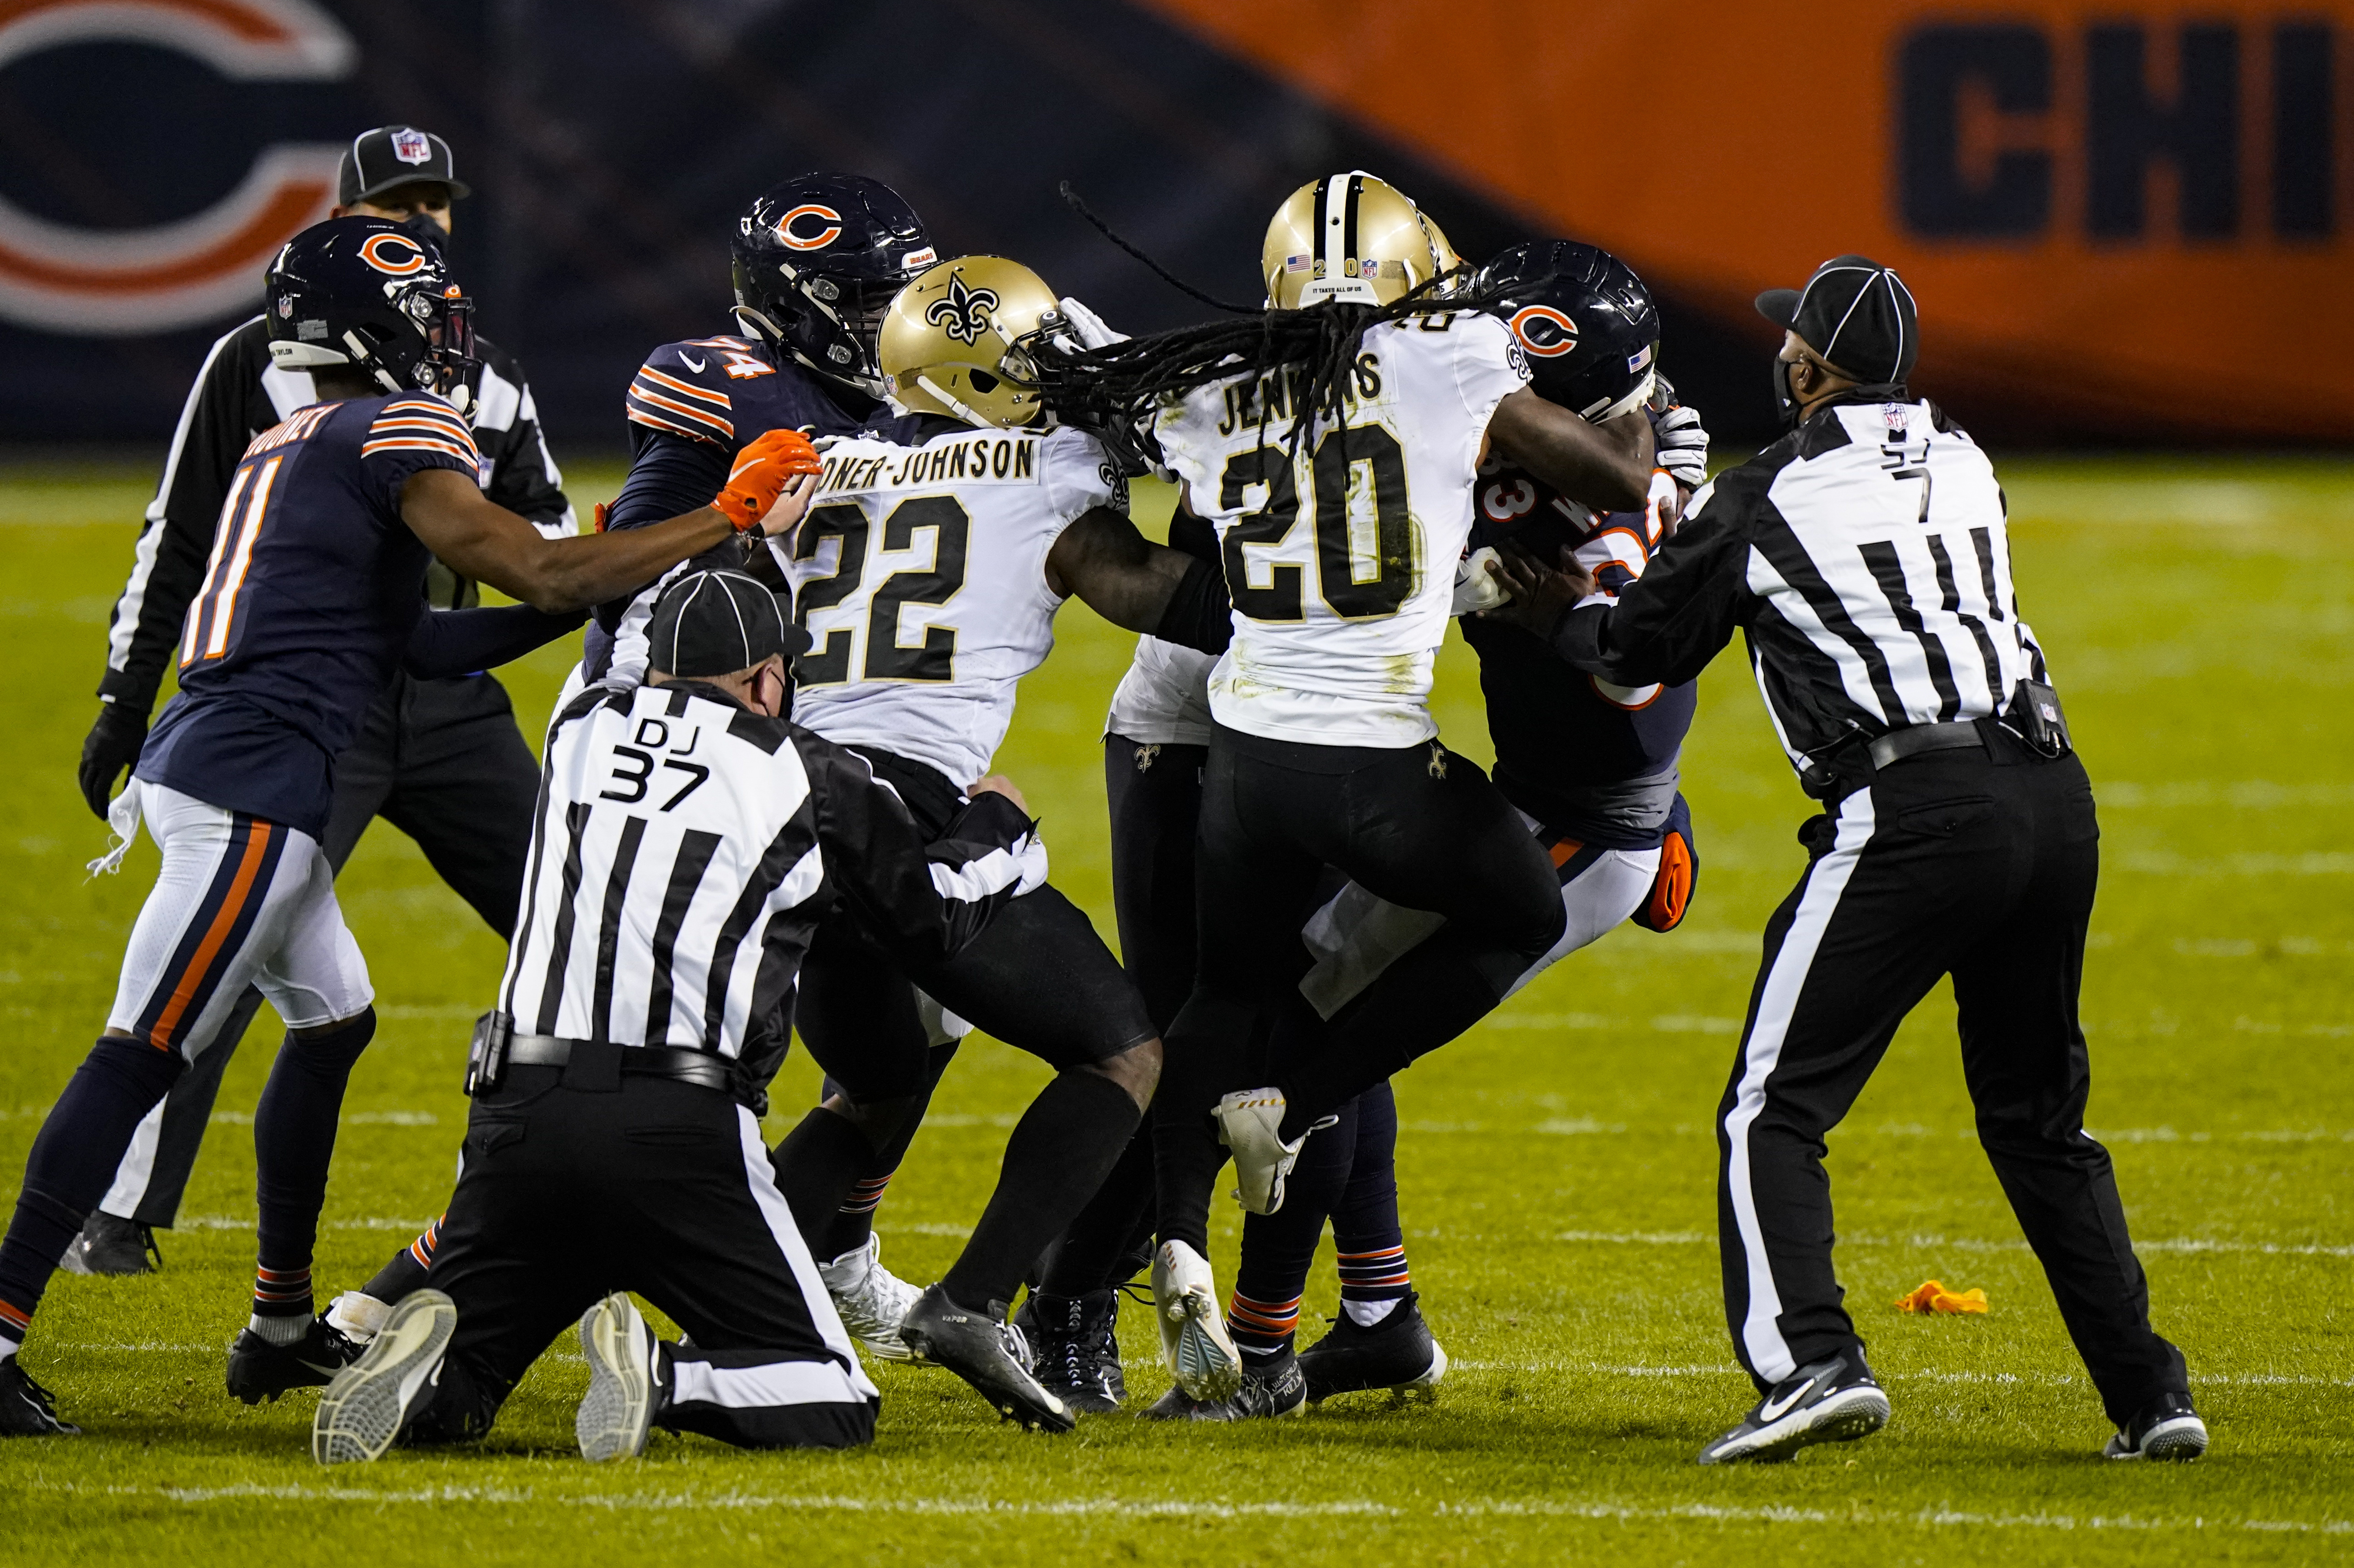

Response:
(1027, 1289), (1126, 1414)
(1143, 1351), (1307, 1421)
(900, 1284), (1074, 1433)
(0, 1356), (79, 1437)
(1697, 1351), (1889, 1465)
(1297, 1291), (1448, 1402)
(2105, 1391), (2208, 1461)
(226, 1316), (365, 1405)
(58, 1212), (161, 1277)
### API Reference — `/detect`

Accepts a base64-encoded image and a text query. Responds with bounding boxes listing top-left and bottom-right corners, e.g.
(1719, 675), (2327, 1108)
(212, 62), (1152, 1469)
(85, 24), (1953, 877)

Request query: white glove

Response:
(1451, 546), (1509, 615)
(1056, 296), (1127, 350)
(1652, 401), (1709, 492)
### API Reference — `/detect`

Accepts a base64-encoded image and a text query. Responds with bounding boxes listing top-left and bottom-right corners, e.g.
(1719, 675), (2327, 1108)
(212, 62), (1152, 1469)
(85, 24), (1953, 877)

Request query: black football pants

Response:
(1718, 731), (2189, 1426)
(1154, 724), (1564, 1254)
(96, 671), (540, 1230)
(409, 1066), (876, 1450)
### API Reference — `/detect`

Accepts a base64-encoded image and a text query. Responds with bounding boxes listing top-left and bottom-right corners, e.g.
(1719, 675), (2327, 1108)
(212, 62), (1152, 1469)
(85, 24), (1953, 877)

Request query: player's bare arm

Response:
(1485, 388), (1654, 512)
(400, 435), (819, 613)
(1042, 506), (1199, 633)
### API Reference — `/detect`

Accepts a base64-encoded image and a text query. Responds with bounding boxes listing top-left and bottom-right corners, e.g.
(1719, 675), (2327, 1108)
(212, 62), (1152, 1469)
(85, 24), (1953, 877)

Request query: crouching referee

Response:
(309, 570), (1047, 1464)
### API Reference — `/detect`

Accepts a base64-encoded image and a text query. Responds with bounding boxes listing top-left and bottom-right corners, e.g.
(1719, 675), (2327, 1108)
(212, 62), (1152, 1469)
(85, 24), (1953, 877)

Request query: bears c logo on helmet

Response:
(776, 203), (844, 251)
(925, 272), (1000, 346)
(1510, 304), (1579, 358)
(358, 232), (428, 276)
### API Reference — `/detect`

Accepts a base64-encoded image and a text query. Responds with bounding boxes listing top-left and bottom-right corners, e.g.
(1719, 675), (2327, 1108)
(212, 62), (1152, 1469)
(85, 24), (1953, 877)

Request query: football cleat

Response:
(312, 1290), (456, 1465)
(2104, 1392), (2208, 1461)
(1151, 1240), (1242, 1401)
(226, 1316), (365, 1404)
(576, 1293), (662, 1463)
(1696, 1352), (1889, 1465)
(1297, 1292), (1449, 1403)
(1143, 1351), (1307, 1421)
(1213, 1089), (1327, 1215)
(58, 1211), (162, 1277)
(900, 1285), (1073, 1433)
(0, 1356), (79, 1437)
(818, 1234), (924, 1363)
(1027, 1289), (1126, 1414)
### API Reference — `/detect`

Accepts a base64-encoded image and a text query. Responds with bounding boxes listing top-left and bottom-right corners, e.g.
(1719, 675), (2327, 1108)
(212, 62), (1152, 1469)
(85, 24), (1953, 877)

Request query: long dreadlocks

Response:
(1029, 269), (1534, 467)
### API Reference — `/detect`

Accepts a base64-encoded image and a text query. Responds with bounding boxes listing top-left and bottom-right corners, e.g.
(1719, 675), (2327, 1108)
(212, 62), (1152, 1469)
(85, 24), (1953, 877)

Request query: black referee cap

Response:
(338, 126), (471, 206)
(646, 570), (809, 678)
(1755, 256), (1918, 384)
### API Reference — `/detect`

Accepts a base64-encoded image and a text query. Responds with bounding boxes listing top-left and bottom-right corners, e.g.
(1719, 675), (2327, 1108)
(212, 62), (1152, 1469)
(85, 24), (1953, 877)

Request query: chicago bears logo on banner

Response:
(776, 204), (845, 251)
(0, 0), (356, 336)
(925, 273), (1000, 346)
(357, 233), (429, 276)
(1509, 304), (1580, 358)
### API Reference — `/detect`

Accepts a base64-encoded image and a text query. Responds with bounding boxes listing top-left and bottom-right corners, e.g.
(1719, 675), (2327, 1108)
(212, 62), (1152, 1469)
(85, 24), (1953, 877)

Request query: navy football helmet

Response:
(730, 173), (935, 399)
(264, 216), (478, 410)
(1477, 240), (1659, 422)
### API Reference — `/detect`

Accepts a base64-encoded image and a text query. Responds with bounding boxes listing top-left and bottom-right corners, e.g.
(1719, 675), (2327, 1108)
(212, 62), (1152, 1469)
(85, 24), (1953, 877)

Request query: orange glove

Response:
(712, 428), (823, 533)
(1893, 1279), (1988, 1315)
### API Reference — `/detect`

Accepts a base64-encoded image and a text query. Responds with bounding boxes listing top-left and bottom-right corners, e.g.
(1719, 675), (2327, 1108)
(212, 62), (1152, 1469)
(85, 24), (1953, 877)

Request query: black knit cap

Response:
(1755, 255), (1918, 384)
(646, 570), (808, 678)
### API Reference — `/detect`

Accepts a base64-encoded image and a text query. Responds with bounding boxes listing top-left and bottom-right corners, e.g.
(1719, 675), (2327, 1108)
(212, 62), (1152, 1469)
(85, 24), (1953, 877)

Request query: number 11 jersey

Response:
(776, 420), (1124, 788)
(1152, 313), (1529, 749)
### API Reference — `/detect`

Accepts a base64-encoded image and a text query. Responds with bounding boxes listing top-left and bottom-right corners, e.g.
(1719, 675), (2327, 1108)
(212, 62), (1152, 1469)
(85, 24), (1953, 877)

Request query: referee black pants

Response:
(410, 1066), (877, 1450)
(97, 671), (541, 1230)
(1718, 729), (2188, 1425)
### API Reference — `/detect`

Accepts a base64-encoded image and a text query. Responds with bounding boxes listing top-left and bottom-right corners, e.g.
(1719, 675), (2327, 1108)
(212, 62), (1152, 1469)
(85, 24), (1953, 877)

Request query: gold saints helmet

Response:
(1261, 171), (1458, 309)
(878, 256), (1065, 428)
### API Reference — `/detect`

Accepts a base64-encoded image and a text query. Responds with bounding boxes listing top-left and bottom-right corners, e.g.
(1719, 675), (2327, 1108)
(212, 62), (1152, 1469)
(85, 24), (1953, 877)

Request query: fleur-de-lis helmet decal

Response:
(925, 271), (1002, 346)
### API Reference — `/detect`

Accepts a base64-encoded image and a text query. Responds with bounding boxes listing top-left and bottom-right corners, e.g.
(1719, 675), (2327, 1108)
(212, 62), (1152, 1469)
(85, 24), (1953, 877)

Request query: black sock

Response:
(816, 1042), (956, 1260)
(1229, 1095), (1356, 1359)
(1038, 1119), (1156, 1295)
(1331, 1083), (1413, 1322)
(942, 1070), (1144, 1312)
(1277, 935), (1510, 1142)
(360, 1213), (441, 1304)
(0, 1037), (186, 1340)
(770, 1107), (882, 1249)
(1152, 992), (1259, 1257)
(252, 1009), (375, 1322)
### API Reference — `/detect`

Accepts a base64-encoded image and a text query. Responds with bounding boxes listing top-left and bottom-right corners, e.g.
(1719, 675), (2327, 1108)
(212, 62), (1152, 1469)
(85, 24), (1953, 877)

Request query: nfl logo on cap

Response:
(390, 128), (433, 166)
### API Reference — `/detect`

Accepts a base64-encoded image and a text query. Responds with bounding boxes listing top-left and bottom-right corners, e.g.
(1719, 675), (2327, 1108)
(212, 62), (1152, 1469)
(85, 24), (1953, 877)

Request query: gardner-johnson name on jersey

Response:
(818, 432), (1040, 496)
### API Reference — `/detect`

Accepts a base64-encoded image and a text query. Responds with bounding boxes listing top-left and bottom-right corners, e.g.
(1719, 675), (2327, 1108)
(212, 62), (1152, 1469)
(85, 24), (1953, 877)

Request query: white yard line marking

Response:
(26, 1482), (2353, 1535)
(1449, 1363), (2354, 1389)
(1552, 1230), (2354, 1258)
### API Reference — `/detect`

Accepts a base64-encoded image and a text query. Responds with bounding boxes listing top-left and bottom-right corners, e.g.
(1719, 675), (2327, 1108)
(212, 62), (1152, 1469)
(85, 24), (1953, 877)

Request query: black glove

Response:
(78, 701), (147, 818)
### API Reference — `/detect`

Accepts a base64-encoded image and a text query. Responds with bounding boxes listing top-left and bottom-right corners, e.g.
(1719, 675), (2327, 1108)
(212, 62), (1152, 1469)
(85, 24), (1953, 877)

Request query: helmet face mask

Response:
(878, 256), (1067, 429)
(729, 173), (935, 399)
(1261, 171), (1456, 310)
(1477, 239), (1661, 423)
(264, 217), (481, 411)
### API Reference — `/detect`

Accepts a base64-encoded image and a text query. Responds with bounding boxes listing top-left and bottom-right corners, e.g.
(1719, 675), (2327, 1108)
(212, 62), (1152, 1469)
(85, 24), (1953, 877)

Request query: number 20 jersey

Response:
(1152, 313), (1529, 749)
(774, 421), (1123, 788)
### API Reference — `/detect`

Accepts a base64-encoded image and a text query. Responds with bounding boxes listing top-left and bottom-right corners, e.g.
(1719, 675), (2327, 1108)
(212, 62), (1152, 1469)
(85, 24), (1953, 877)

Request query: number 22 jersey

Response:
(1151, 312), (1529, 749)
(775, 420), (1124, 789)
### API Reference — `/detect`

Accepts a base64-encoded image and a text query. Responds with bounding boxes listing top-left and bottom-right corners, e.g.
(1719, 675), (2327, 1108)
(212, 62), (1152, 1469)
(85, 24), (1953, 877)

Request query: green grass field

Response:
(0, 456), (2349, 1563)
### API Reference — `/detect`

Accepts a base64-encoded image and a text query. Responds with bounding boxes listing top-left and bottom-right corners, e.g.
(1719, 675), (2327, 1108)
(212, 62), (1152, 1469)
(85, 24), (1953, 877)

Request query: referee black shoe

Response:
(901, 1284), (1074, 1433)
(1297, 1292), (1448, 1403)
(1027, 1289), (1126, 1414)
(59, 1212), (162, 1277)
(226, 1316), (365, 1405)
(1696, 1352), (1889, 1465)
(1143, 1350), (1307, 1421)
(0, 1355), (79, 1436)
(2104, 1392), (2208, 1461)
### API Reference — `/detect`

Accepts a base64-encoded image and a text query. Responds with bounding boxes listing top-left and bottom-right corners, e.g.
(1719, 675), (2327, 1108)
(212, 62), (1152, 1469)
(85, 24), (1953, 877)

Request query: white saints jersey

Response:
(1153, 313), (1530, 748)
(1103, 635), (1218, 746)
(776, 422), (1123, 787)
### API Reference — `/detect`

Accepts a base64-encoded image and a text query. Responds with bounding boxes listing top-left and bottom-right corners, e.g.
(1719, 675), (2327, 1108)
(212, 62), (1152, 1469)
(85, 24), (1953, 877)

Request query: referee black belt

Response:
(1866, 720), (1988, 771)
(503, 1034), (738, 1094)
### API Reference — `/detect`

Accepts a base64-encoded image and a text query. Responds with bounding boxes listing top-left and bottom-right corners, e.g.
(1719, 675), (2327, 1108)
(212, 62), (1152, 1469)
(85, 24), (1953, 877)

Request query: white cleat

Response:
(819, 1233), (925, 1363)
(576, 1292), (660, 1463)
(1214, 1089), (1328, 1215)
(311, 1290), (456, 1466)
(1152, 1240), (1242, 1401)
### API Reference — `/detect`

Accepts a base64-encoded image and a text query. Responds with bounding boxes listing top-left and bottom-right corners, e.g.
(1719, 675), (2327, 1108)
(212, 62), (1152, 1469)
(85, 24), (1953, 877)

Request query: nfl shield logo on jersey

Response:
(390, 128), (433, 165)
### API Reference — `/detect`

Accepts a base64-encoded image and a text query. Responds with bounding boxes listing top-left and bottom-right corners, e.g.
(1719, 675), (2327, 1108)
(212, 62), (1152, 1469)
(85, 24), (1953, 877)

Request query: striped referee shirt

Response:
(496, 678), (1045, 1082)
(1550, 395), (2049, 789)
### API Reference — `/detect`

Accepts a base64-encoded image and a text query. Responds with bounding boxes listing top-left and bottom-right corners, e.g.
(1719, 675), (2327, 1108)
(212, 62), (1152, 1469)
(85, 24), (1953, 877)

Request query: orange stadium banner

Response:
(1136, 0), (2354, 442)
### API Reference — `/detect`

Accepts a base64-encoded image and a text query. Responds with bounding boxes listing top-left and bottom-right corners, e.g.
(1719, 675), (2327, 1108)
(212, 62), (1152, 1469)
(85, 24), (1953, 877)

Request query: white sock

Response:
(248, 1312), (309, 1346)
(325, 1291), (390, 1343)
(1342, 1297), (1400, 1328)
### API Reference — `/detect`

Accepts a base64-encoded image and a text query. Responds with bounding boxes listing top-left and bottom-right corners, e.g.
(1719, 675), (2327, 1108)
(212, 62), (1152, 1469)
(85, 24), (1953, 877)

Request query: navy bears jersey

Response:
(137, 393), (482, 837)
(586, 332), (933, 679)
(1460, 461), (1698, 849)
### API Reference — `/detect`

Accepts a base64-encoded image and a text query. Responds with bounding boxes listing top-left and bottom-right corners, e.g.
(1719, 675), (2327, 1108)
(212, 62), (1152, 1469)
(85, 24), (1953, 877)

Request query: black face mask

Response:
(397, 210), (452, 270)
(1772, 355), (1802, 430)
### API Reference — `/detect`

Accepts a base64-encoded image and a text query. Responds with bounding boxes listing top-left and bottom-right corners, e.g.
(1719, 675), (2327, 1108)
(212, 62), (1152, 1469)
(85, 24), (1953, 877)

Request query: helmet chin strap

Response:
(917, 373), (989, 428)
